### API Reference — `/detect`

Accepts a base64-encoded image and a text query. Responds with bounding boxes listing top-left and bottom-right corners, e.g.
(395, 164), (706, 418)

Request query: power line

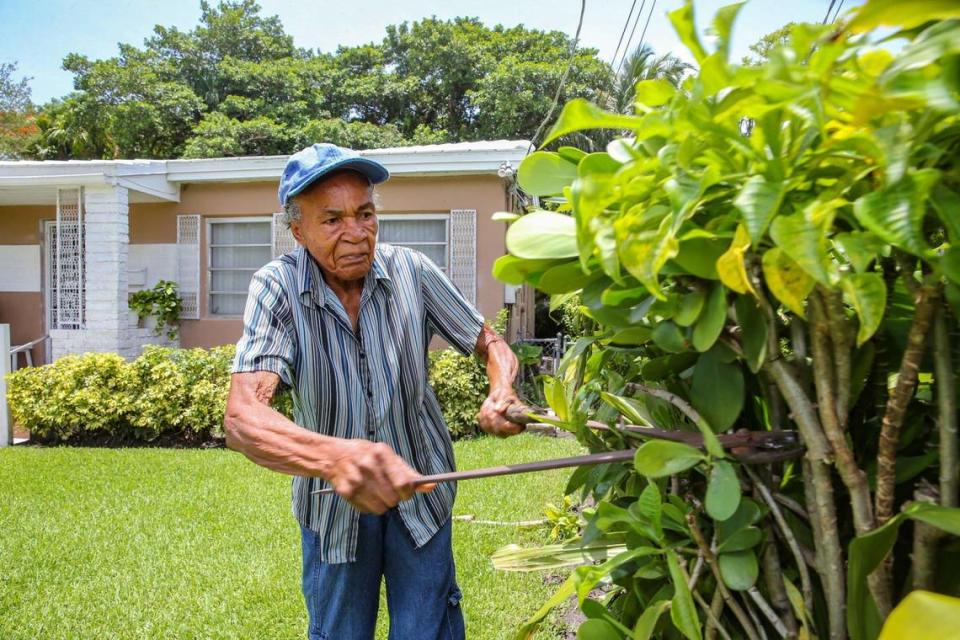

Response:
(830, 0), (846, 23)
(635, 0), (658, 62)
(822, 0), (838, 24)
(609, 0), (640, 72)
(528, 0), (587, 151)
(615, 0), (647, 79)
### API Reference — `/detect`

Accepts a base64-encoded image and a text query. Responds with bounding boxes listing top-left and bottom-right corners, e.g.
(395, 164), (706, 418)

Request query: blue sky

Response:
(0, 0), (861, 104)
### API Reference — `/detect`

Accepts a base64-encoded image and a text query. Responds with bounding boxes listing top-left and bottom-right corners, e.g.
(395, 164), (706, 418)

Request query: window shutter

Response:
(449, 209), (477, 305)
(176, 214), (200, 319)
(272, 213), (297, 257)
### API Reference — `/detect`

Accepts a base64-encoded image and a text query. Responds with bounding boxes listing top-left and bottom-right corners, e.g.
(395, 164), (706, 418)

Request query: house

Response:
(0, 140), (533, 366)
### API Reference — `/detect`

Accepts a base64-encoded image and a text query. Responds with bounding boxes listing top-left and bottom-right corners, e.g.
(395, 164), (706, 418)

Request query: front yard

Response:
(0, 434), (581, 639)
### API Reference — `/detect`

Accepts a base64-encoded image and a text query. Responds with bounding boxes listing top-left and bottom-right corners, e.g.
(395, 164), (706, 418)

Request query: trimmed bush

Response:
(428, 348), (488, 439)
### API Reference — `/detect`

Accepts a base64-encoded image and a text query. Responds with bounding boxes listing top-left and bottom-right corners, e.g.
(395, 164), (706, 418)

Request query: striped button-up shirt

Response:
(233, 243), (484, 563)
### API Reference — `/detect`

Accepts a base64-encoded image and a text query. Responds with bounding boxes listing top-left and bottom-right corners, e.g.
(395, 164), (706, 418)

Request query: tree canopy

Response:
(0, 62), (38, 159)
(27, 0), (612, 159)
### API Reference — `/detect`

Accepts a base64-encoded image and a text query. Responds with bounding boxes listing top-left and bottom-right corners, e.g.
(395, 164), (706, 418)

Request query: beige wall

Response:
(0, 206), (52, 363)
(140, 176), (509, 348)
(0, 174), (509, 355)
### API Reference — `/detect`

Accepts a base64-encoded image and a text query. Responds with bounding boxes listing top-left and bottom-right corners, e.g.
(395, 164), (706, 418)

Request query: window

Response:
(208, 217), (272, 316)
(378, 214), (449, 271)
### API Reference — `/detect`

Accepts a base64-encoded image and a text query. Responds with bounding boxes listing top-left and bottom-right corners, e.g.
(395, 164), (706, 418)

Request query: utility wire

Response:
(635, 0), (658, 63)
(822, 0), (838, 24)
(609, 0), (640, 74)
(615, 0), (647, 79)
(528, 0), (587, 152)
(830, 0), (846, 24)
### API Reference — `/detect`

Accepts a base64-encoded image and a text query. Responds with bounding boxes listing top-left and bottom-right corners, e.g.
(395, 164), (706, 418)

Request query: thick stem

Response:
(809, 293), (876, 536)
(934, 307), (958, 508)
(822, 289), (852, 430)
(765, 358), (845, 640)
(911, 483), (940, 591)
(876, 284), (940, 523)
(759, 529), (799, 639)
(687, 514), (763, 640)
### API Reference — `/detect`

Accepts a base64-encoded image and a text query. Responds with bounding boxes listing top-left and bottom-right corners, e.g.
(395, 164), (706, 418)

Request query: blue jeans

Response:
(300, 511), (465, 640)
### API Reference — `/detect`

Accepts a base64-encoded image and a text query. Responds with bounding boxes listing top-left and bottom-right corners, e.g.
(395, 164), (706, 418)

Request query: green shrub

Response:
(7, 353), (134, 441)
(428, 348), (488, 439)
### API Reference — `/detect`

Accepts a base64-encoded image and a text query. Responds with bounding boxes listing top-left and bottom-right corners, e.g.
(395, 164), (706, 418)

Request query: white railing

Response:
(1, 324), (11, 447)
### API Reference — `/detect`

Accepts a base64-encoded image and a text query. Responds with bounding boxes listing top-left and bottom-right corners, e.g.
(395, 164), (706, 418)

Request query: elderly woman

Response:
(224, 143), (523, 640)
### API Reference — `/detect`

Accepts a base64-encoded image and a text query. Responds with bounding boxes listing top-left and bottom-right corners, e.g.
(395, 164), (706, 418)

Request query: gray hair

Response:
(281, 183), (382, 229)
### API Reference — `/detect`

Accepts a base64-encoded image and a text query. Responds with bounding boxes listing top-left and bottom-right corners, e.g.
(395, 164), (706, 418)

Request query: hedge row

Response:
(6, 343), (489, 444)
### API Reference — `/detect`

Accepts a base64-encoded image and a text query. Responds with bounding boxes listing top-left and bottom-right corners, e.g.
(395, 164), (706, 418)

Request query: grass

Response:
(0, 434), (582, 639)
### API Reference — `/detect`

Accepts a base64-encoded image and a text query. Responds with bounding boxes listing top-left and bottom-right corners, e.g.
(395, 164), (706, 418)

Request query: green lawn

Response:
(0, 434), (581, 639)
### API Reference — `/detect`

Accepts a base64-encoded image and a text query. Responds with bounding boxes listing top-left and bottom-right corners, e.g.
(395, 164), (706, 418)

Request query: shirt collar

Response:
(295, 245), (392, 309)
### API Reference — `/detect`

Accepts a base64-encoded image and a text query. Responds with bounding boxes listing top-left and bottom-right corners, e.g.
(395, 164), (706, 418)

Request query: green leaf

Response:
(692, 283), (727, 352)
(939, 246), (960, 287)
(769, 209), (834, 285)
(717, 499), (763, 544)
(675, 290), (706, 327)
(538, 261), (599, 294)
(734, 176), (785, 244)
(840, 273), (888, 346)
(931, 184), (960, 243)
(506, 211), (578, 260)
(541, 98), (647, 147)
(637, 481), (664, 541)
(691, 348), (744, 432)
(711, 2), (746, 60)
(558, 146), (587, 164)
(853, 172), (936, 256)
(634, 440), (705, 478)
(619, 217), (679, 300)
(706, 460), (741, 521)
(517, 152), (578, 196)
(514, 572), (576, 639)
(672, 236), (727, 279)
(652, 321), (688, 353)
(849, 0), (960, 33)
(635, 79), (676, 108)
(600, 392), (652, 426)
(576, 619), (621, 640)
(667, 550), (702, 640)
(833, 232), (887, 274)
(668, 1), (707, 63)
(641, 352), (698, 381)
(735, 295), (767, 372)
(633, 600), (670, 640)
(761, 247), (814, 318)
(717, 526), (763, 553)
(847, 503), (960, 640)
(492, 255), (560, 285)
(492, 211), (520, 222)
(718, 550), (758, 591)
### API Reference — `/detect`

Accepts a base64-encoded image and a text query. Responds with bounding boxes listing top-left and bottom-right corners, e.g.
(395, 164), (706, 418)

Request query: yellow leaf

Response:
(879, 590), (960, 640)
(761, 247), (814, 318)
(716, 224), (757, 296)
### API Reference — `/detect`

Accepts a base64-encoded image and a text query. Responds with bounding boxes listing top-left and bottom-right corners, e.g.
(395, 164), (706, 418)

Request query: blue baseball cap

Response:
(278, 143), (390, 206)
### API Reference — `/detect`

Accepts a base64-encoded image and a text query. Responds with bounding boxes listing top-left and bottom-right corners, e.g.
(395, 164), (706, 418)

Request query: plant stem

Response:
(767, 356), (845, 639)
(626, 382), (710, 431)
(876, 283), (940, 523)
(746, 466), (814, 619)
(699, 588), (732, 640)
(759, 526), (799, 638)
(911, 483), (940, 591)
(934, 306), (958, 509)
(822, 289), (852, 430)
(748, 586), (790, 639)
(687, 514), (763, 640)
(809, 293), (876, 536)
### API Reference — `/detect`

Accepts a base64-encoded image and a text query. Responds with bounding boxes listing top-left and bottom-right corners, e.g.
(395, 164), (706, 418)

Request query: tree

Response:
(607, 43), (692, 115)
(742, 22), (796, 65)
(493, 2), (960, 638)
(31, 3), (613, 159)
(0, 62), (39, 159)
